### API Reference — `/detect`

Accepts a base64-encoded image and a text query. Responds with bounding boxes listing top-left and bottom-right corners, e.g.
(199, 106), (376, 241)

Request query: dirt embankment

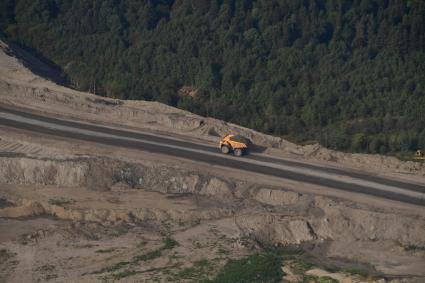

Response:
(0, 149), (424, 280)
(1, 40), (424, 179)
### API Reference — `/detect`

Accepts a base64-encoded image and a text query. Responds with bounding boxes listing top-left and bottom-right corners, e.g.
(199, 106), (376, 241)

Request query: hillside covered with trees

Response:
(1, 0), (424, 154)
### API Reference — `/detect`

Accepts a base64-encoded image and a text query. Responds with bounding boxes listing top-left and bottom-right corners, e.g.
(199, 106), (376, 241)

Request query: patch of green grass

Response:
(207, 253), (283, 283)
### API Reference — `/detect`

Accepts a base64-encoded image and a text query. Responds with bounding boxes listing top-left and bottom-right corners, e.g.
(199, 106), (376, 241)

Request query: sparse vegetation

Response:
(216, 247), (230, 256)
(136, 240), (148, 248)
(163, 237), (179, 250)
(133, 249), (162, 262)
(93, 261), (131, 274)
(112, 270), (139, 280)
(192, 240), (204, 249)
(174, 259), (214, 281)
(0, 249), (15, 262)
(74, 243), (97, 249)
(0, 198), (12, 208)
(35, 264), (56, 272)
(403, 245), (425, 252)
(48, 198), (75, 206)
(35, 264), (58, 281)
(292, 259), (314, 274)
(317, 276), (339, 283)
(302, 275), (339, 283)
(340, 267), (381, 281)
(95, 248), (116, 254)
(92, 237), (179, 276)
(112, 265), (178, 280)
(207, 253), (283, 283)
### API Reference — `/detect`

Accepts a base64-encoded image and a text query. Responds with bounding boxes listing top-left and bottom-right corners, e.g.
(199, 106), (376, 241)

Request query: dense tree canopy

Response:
(1, 0), (424, 154)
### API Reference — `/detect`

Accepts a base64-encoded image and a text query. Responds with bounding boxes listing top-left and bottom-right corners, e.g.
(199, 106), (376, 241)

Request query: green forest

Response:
(1, 0), (424, 154)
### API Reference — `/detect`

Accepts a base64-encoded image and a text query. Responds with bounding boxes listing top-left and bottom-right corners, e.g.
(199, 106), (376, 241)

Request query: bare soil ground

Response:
(0, 40), (424, 282)
(0, 129), (424, 282)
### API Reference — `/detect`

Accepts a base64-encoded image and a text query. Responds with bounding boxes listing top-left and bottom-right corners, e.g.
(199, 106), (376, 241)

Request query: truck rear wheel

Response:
(234, 148), (243, 156)
(221, 145), (230, 154)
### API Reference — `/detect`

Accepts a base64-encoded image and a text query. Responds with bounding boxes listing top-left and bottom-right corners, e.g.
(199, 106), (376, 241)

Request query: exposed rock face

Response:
(0, 156), (234, 196)
(311, 197), (425, 246)
(0, 157), (88, 187)
(254, 188), (302, 206)
(1, 155), (424, 250)
(200, 178), (233, 199)
(0, 199), (233, 224)
(1, 153), (425, 278)
(236, 215), (317, 245)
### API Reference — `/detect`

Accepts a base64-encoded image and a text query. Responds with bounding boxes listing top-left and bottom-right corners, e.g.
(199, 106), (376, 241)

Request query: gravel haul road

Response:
(1, 105), (424, 206)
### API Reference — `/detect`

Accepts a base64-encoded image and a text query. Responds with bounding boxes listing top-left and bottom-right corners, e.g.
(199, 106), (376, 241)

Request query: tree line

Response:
(1, 0), (424, 154)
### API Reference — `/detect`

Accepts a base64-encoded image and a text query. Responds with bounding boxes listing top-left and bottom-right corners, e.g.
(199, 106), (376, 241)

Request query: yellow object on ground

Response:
(219, 134), (251, 156)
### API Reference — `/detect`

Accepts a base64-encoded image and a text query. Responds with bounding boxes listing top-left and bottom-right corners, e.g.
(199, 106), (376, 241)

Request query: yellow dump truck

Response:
(219, 134), (251, 156)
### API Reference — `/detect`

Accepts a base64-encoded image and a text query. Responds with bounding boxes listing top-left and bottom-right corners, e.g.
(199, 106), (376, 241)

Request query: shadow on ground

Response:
(2, 38), (69, 86)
